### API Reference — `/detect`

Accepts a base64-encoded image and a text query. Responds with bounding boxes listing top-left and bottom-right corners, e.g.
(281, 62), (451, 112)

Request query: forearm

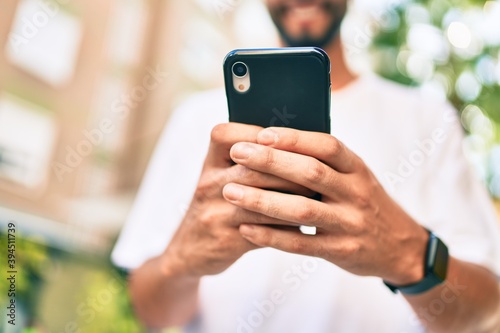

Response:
(405, 256), (500, 333)
(129, 255), (200, 329)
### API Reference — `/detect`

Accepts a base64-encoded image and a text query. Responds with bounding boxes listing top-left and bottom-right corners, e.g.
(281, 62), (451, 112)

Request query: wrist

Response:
(160, 249), (201, 281)
(386, 226), (429, 286)
(384, 229), (449, 295)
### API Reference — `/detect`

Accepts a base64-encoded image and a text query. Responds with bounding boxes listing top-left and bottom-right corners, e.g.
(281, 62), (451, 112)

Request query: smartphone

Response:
(223, 47), (331, 133)
(223, 48), (330, 235)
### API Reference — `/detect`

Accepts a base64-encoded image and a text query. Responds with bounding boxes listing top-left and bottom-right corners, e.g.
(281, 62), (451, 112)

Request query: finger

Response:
(194, 200), (297, 233)
(256, 127), (361, 173)
(206, 123), (263, 168)
(239, 224), (324, 257)
(228, 164), (316, 197)
(223, 183), (340, 229)
(230, 206), (302, 228)
(229, 142), (351, 199)
(228, 227), (261, 254)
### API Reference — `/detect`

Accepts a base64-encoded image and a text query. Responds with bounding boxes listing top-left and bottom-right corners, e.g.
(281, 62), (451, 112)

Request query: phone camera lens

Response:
(232, 62), (248, 78)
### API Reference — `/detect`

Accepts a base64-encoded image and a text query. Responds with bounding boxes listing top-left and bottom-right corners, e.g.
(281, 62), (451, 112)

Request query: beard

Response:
(267, 1), (346, 48)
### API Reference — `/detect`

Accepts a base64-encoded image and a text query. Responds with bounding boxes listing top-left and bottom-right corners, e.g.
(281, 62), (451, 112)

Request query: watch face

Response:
(433, 237), (449, 281)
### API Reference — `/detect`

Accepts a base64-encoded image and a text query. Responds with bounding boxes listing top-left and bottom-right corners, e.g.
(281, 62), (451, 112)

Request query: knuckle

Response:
(266, 233), (281, 248)
(326, 136), (343, 157)
(290, 237), (305, 253)
(352, 175), (378, 209)
(198, 209), (217, 227)
(263, 198), (281, 218)
(231, 165), (252, 181)
(341, 241), (361, 257)
(251, 191), (271, 216)
(251, 191), (279, 218)
(267, 205), (282, 219)
(261, 147), (277, 169)
(295, 201), (318, 223)
(196, 171), (224, 199)
(210, 123), (229, 143)
(313, 242), (328, 258)
(368, 173), (380, 191)
(357, 159), (372, 178)
(215, 229), (234, 248)
(287, 130), (300, 148)
(353, 188), (371, 208)
(196, 177), (212, 195)
(304, 160), (327, 184)
(339, 208), (368, 236)
(193, 187), (209, 205)
(346, 216), (364, 235)
(252, 191), (263, 209)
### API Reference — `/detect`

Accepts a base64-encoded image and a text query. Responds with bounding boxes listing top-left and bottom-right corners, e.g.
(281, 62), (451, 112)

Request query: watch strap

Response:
(384, 231), (449, 295)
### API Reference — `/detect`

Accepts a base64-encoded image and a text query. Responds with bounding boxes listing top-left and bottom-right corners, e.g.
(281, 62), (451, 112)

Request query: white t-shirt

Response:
(112, 75), (500, 333)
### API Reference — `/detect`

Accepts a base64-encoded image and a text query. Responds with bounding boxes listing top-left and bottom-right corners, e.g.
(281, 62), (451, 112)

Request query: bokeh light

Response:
(447, 21), (472, 49)
(371, 0), (500, 197)
(455, 71), (482, 102)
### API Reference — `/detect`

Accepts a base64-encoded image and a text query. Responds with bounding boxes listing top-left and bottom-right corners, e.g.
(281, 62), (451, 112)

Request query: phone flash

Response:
(238, 84), (245, 90)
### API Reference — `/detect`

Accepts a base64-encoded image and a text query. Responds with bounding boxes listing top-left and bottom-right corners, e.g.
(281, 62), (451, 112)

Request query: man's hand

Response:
(131, 123), (316, 329)
(161, 123), (315, 278)
(221, 126), (500, 333)
(222, 126), (429, 285)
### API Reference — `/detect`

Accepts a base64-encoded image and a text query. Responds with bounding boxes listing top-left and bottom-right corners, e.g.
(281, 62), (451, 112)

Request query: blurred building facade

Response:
(0, 0), (275, 252)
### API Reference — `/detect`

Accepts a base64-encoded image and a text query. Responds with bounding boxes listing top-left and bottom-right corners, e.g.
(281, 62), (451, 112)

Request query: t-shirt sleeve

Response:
(418, 102), (500, 277)
(111, 94), (222, 270)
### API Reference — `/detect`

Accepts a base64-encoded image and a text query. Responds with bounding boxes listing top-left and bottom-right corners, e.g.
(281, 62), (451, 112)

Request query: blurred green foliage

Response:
(0, 231), (144, 332)
(0, 231), (49, 324)
(371, 0), (500, 196)
(73, 267), (143, 333)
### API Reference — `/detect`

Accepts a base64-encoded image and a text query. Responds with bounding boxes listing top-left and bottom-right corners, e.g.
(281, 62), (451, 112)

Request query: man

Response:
(112, 0), (500, 332)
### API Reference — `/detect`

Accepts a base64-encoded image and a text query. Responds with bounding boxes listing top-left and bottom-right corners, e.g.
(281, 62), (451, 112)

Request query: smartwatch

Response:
(384, 230), (449, 295)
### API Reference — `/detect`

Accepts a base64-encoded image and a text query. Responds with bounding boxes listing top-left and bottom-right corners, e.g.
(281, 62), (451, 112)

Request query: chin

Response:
(267, 0), (346, 48)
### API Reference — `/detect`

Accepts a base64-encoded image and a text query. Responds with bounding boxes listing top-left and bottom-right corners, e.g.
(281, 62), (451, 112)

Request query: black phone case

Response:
(223, 47), (331, 133)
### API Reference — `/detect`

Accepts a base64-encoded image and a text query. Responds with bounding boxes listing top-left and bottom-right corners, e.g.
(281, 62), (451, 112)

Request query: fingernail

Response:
(223, 183), (244, 201)
(239, 224), (255, 236)
(231, 143), (256, 160)
(258, 129), (279, 145)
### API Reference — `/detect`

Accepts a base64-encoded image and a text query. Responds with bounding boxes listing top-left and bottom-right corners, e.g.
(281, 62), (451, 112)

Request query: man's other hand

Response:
(223, 127), (429, 286)
(161, 123), (316, 278)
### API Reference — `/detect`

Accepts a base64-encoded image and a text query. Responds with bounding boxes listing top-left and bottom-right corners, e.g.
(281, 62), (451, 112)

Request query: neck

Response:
(321, 36), (357, 91)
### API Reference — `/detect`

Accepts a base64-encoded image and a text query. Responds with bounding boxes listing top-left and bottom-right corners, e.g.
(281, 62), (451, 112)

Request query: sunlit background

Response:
(0, 0), (499, 332)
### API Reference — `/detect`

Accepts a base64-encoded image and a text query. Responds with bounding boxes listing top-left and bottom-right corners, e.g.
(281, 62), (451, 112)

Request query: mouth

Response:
(289, 4), (324, 21)
(268, 0), (344, 48)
